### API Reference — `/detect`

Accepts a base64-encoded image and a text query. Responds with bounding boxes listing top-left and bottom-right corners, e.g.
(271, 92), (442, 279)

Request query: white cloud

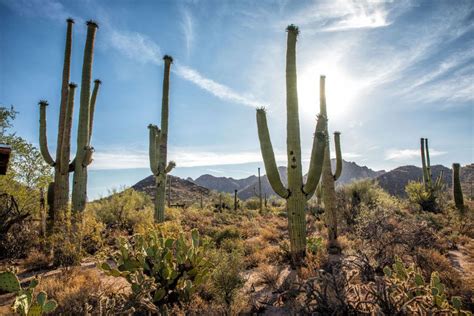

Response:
(173, 63), (263, 108)
(108, 30), (162, 65)
(180, 7), (194, 57)
(91, 147), (286, 170)
(384, 148), (447, 161)
(0, 0), (77, 22)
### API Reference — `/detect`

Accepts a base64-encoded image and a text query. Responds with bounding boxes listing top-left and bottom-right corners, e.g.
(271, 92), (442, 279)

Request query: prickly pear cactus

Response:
(0, 270), (57, 315)
(0, 271), (21, 293)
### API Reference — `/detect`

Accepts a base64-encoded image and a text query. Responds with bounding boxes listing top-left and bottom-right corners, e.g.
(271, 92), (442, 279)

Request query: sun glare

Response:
(298, 61), (363, 121)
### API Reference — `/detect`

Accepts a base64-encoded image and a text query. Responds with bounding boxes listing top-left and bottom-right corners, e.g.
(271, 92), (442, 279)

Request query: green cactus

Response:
(0, 271), (57, 315)
(39, 19), (101, 233)
(318, 76), (343, 254)
(102, 229), (210, 310)
(71, 21), (101, 215)
(148, 55), (175, 222)
(452, 163), (464, 212)
(420, 138), (434, 189)
(256, 25), (327, 265)
(253, 167), (264, 213)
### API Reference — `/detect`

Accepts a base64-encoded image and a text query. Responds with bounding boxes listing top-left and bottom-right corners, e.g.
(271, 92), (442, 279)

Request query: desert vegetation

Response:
(0, 18), (473, 316)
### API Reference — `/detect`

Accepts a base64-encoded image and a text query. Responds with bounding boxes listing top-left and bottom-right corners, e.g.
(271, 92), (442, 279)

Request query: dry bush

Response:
(23, 248), (51, 271)
(256, 264), (280, 289)
(260, 226), (280, 244)
(38, 268), (127, 314)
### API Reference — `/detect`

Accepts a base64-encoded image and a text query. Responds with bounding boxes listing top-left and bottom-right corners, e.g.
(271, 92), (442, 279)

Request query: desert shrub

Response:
(405, 181), (444, 212)
(244, 197), (262, 210)
(102, 229), (212, 312)
(23, 249), (51, 272)
(81, 209), (105, 255)
(0, 220), (39, 259)
(52, 239), (81, 267)
(213, 226), (241, 246)
(210, 251), (245, 312)
(256, 263), (280, 290)
(38, 268), (130, 315)
(90, 188), (153, 233)
(354, 207), (440, 270)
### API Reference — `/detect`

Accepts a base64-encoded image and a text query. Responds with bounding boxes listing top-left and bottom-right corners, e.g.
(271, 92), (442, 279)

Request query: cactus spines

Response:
(452, 163), (464, 212)
(256, 25), (327, 265)
(71, 21), (100, 214)
(148, 56), (175, 222)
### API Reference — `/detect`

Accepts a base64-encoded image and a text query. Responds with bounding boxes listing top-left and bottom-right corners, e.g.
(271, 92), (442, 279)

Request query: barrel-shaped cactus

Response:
(148, 56), (175, 222)
(452, 163), (464, 212)
(39, 19), (101, 232)
(256, 25), (327, 265)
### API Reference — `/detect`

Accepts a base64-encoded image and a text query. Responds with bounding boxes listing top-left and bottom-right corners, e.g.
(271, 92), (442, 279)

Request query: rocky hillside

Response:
(193, 174), (257, 193)
(132, 175), (211, 206)
(376, 164), (473, 198)
(195, 160), (383, 200)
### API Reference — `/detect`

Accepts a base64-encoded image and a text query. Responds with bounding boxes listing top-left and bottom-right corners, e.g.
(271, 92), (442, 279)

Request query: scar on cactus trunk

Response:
(452, 163), (464, 212)
(148, 55), (176, 223)
(256, 25), (327, 266)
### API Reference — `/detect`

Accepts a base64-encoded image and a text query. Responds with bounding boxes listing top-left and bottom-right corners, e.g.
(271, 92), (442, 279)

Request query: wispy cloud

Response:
(0, 0), (79, 23)
(290, 0), (406, 32)
(385, 148), (447, 161)
(108, 29), (162, 65)
(92, 147), (284, 170)
(180, 7), (194, 57)
(174, 63), (263, 107)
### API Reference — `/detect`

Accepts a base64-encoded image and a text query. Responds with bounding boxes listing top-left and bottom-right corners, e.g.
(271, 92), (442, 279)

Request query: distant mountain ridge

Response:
(192, 159), (385, 199)
(129, 162), (473, 202)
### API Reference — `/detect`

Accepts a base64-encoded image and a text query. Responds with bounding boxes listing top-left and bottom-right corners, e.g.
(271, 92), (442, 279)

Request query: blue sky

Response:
(1, 0), (473, 197)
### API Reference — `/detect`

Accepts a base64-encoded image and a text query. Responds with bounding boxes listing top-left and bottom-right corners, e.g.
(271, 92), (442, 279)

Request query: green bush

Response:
(405, 181), (441, 212)
(89, 189), (153, 233)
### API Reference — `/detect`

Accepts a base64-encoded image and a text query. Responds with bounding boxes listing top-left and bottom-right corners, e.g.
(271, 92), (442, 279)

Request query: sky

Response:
(0, 0), (473, 198)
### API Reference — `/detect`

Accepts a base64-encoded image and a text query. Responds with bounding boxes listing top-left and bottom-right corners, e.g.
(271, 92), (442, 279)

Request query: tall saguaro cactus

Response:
(71, 21), (101, 214)
(148, 56), (176, 222)
(319, 76), (343, 253)
(256, 25), (327, 264)
(39, 19), (101, 231)
(420, 138), (433, 189)
(452, 163), (464, 212)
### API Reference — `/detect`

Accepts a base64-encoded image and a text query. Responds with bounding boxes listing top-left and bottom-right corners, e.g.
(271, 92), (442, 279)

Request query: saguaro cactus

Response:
(71, 21), (101, 214)
(319, 76), (343, 253)
(452, 163), (464, 212)
(39, 19), (101, 231)
(253, 167), (264, 212)
(420, 138), (433, 189)
(148, 55), (176, 222)
(38, 18), (74, 230)
(256, 25), (327, 264)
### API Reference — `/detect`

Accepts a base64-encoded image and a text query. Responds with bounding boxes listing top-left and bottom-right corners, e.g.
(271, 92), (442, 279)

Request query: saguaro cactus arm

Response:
(38, 101), (56, 167)
(88, 79), (101, 144)
(256, 108), (290, 198)
(59, 83), (77, 174)
(420, 138), (428, 186)
(148, 124), (160, 175)
(165, 161), (176, 173)
(333, 132), (342, 181)
(425, 138), (432, 186)
(303, 115), (327, 197)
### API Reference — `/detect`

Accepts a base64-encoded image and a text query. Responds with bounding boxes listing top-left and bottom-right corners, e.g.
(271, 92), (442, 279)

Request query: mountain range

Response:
(131, 161), (473, 202)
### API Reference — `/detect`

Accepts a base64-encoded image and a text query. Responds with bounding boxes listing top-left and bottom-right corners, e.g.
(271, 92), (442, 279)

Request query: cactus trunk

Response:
(234, 189), (238, 211)
(256, 25), (327, 266)
(149, 56), (175, 222)
(452, 163), (464, 212)
(72, 21), (99, 214)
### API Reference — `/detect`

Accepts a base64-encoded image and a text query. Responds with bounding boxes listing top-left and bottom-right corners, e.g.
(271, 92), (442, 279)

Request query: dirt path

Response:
(448, 244), (474, 274)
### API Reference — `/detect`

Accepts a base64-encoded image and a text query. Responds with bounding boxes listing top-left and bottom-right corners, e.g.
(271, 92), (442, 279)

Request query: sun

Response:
(297, 60), (363, 121)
